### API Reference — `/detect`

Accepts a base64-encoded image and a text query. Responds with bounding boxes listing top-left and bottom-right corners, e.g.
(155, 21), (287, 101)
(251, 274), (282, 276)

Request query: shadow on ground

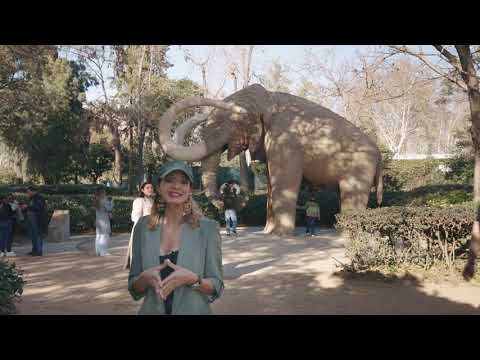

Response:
(11, 228), (480, 315)
(213, 270), (480, 315)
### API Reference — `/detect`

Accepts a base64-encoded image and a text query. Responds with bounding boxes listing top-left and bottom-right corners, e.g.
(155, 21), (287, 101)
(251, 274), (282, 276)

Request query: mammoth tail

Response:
(375, 161), (383, 207)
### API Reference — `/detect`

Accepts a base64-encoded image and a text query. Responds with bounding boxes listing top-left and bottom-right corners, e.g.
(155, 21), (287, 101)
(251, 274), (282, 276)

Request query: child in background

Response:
(303, 194), (320, 236)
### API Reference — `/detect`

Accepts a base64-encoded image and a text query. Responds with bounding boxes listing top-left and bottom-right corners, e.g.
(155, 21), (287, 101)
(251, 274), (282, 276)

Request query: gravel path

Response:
(11, 227), (480, 315)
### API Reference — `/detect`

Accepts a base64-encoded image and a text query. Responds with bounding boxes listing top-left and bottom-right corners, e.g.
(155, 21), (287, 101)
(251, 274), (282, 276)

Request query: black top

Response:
(159, 250), (179, 315)
(222, 189), (240, 211)
(0, 202), (14, 222)
(27, 193), (46, 216)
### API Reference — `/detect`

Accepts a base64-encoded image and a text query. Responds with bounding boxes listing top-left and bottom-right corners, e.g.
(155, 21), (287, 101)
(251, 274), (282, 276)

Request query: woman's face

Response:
(158, 171), (192, 205)
(142, 183), (155, 197)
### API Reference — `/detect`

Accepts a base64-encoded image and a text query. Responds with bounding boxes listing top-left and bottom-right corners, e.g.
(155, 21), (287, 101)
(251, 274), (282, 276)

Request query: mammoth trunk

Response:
(239, 152), (249, 191)
(201, 151), (222, 206)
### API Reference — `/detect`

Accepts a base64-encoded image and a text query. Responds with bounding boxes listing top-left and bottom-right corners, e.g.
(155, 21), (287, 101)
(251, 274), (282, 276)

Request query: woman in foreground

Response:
(128, 161), (224, 315)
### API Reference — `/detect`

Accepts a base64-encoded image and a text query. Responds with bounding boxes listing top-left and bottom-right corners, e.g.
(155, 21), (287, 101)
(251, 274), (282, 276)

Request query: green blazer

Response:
(128, 216), (224, 315)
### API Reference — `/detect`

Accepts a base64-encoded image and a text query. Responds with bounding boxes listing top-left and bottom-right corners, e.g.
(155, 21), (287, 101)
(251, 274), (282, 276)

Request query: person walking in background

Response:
(93, 188), (111, 257)
(20, 187), (46, 256)
(220, 180), (240, 236)
(124, 182), (155, 269)
(5, 194), (22, 257)
(0, 194), (14, 257)
(105, 196), (114, 236)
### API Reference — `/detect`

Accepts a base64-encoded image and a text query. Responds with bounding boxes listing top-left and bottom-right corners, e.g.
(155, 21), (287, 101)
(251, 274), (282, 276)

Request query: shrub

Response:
(0, 259), (25, 315)
(373, 184), (473, 208)
(383, 159), (449, 191)
(445, 157), (474, 185)
(335, 205), (474, 272)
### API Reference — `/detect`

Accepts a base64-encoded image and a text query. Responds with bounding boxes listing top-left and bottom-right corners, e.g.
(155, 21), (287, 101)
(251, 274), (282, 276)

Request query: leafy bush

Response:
(373, 184), (473, 208)
(335, 205), (474, 272)
(383, 159), (449, 191)
(0, 259), (25, 315)
(445, 157), (474, 185)
(0, 171), (19, 185)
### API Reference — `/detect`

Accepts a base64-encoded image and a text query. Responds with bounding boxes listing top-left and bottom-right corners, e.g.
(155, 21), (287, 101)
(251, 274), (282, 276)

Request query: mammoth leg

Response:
(338, 177), (370, 211)
(265, 135), (303, 236)
(263, 164), (275, 234)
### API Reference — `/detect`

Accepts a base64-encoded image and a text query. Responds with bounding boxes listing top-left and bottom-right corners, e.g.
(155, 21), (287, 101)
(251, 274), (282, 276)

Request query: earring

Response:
(183, 194), (193, 216)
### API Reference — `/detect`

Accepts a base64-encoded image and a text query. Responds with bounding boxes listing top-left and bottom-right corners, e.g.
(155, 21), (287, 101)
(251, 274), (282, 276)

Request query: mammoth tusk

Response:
(158, 96), (248, 162)
(173, 113), (209, 146)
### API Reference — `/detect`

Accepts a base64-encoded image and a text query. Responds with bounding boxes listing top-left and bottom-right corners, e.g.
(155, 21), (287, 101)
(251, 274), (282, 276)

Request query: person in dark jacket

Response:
(0, 194), (15, 257)
(20, 187), (47, 256)
(220, 180), (240, 236)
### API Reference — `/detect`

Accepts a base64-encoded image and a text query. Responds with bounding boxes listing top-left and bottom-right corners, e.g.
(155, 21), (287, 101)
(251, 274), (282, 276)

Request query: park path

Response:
(11, 227), (480, 315)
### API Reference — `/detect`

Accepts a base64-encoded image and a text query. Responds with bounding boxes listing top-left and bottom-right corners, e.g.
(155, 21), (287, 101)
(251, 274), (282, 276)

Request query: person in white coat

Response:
(124, 182), (155, 269)
(94, 188), (112, 256)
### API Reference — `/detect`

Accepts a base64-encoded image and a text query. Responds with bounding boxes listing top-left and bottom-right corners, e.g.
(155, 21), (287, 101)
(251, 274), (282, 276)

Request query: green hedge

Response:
(8, 184), (473, 234)
(0, 184), (129, 196)
(369, 184), (473, 208)
(335, 205), (474, 272)
(445, 157), (474, 185)
(0, 259), (25, 315)
(383, 159), (449, 191)
(11, 193), (134, 234)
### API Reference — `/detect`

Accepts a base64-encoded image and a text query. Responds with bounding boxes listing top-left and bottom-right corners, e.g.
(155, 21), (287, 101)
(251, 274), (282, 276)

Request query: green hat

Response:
(158, 160), (194, 184)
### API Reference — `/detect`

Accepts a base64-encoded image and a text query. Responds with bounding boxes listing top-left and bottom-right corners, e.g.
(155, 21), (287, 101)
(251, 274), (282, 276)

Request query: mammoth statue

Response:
(158, 84), (383, 236)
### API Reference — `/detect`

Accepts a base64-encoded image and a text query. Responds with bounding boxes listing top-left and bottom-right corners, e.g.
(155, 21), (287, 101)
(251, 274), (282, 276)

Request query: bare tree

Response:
(387, 45), (480, 280)
(223, 46), (258, 191)
(257, 59), (293, 93)
(183, 46), (227, 99)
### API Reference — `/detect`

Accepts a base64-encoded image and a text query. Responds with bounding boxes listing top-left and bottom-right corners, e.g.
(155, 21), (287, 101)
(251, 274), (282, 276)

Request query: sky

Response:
(166, 45), (361, 95)
(86, 45), (363, 102)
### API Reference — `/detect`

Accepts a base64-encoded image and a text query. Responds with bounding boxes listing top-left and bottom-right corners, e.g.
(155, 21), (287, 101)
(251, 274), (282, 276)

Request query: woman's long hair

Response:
(147, 182), (203, 231)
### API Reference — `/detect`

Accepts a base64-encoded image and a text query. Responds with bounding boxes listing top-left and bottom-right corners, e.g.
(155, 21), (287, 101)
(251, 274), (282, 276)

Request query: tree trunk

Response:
(469, 91), (480, 204)
(128, 126), (135, 195)
(136, 119), (146, 188)
(454, 45), (480, 276)
(455, 45), (480, 201)
(21, 157), (30, 183)
(110, 126), (122, 188)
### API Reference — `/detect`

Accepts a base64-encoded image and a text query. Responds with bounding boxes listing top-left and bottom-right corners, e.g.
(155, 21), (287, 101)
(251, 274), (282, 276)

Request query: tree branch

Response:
(388, 45), (468, 92)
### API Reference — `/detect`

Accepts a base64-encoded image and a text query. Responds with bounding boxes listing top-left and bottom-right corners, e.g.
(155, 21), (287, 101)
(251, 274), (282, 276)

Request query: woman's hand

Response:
(160, 259), (197, 299)
(138, 264), (168, 298)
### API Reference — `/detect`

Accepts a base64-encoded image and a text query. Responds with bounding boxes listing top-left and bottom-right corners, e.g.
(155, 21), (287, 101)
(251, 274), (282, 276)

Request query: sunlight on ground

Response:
(13, 228), (480, 315)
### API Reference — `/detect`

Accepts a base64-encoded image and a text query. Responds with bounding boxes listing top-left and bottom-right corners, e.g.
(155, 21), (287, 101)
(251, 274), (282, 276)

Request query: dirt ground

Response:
(11, 227), (480, 315)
